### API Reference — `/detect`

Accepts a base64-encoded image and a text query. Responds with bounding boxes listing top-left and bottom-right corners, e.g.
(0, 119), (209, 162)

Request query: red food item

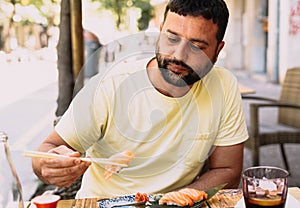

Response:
(134, 192), (149, 202)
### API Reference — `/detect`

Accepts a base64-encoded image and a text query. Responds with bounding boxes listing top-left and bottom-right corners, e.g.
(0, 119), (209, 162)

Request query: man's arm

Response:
(32, 130), (91, 187)
(185, 142), (244, 190)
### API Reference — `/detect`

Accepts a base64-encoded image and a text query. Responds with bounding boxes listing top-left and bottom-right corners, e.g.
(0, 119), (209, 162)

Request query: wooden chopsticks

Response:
(22, 150), (128, 167)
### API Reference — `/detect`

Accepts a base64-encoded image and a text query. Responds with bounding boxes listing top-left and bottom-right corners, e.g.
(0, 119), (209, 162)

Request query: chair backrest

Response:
(278, 67), (300, 128)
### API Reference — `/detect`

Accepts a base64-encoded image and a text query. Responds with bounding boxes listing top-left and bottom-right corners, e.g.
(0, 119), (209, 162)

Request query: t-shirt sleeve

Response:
(214, 71), (249, 146)
(55, 75), (108, 152)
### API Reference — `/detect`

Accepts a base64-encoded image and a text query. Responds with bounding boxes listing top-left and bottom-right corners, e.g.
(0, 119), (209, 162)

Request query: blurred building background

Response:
(224, 0), (300, 84)
(1, 0), (300, 83)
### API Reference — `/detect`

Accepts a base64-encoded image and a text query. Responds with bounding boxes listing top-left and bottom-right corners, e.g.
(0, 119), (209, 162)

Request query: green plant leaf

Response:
(205, 183), (228, 199)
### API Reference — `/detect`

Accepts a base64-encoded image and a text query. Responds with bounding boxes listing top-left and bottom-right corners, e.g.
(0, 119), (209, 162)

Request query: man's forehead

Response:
(162, 12), (218, 43)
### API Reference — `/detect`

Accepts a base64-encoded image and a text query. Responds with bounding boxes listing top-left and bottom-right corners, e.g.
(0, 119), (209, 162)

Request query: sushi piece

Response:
(104, 150), (134, 180)
(159, 188), (208, 206)
(159, 191), (194, 206)
(179, 188), (208, 202)
(134, 192), (149, 203)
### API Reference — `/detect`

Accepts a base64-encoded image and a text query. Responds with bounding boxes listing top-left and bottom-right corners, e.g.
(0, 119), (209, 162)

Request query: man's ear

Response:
(215, 41), (225, 59)
(212, 41), (225, 63)
(160, 22), (163, 31)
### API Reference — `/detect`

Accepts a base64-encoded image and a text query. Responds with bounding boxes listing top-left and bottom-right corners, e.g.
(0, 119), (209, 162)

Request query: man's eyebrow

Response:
(166, 29), (209, 46)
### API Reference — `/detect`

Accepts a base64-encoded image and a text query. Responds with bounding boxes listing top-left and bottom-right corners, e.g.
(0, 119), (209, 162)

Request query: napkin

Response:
(235, 194), (300, 208)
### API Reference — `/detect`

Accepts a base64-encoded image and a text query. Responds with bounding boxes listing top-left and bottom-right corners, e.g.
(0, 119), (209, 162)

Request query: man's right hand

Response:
(32, 131), (91, 187)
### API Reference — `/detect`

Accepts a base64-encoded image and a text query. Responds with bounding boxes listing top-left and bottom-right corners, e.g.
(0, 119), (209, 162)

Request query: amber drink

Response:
(242, 166), (289, 208)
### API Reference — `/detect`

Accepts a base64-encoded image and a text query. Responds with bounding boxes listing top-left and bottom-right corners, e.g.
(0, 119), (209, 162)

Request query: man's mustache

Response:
(162, 58), (194, 73)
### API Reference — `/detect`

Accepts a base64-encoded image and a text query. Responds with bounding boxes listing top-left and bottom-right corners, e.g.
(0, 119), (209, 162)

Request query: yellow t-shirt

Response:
(55, 58), (248, 198)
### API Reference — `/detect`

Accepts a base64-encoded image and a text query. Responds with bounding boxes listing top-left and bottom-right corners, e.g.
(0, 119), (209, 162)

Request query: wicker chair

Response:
(242, 67), (300, 171)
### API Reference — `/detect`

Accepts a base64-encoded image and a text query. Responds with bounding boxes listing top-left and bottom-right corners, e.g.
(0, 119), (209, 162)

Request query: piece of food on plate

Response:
(134, 192), (149, 203)
(179, 187), (208, 202)
(159, 188), (208, 206)
(159, 191), (194, 206)
(104, 150), (134, 180)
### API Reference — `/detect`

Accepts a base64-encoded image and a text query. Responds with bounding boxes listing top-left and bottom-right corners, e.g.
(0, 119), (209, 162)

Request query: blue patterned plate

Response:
(99, 194), (155, 208)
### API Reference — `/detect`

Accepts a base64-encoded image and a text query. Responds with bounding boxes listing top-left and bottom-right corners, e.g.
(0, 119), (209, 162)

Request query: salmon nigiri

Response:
(104, 150), (134, 180)
(179, 188), (208, 202)
(159, 191), (194, 206)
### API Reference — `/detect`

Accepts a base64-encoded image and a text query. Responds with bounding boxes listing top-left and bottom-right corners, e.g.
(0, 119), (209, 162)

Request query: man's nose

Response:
(172, 41), (188, 61)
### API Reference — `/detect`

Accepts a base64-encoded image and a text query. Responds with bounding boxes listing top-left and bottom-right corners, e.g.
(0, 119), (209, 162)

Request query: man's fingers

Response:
(49, 145), (81, 157)
(45, 174), (80, 187)
(41, 162), (89, 187)
(40, 157), (83, 168)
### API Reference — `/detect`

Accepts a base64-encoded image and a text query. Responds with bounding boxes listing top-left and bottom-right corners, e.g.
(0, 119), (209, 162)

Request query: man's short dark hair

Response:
(163, 0), (229, 44)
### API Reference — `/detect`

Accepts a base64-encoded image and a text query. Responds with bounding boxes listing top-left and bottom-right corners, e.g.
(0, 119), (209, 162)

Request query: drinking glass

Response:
(0, 132), (24, 208)
(242, 166), (289, 208)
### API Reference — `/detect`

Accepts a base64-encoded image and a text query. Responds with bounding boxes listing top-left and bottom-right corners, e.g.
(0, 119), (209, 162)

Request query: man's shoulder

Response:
(210, 65), (235, 78)
(101, 57), (150, 79)
(204, 66), (237, 84)
(201, 66), (238, 94)
(84, 57), (151, 96)
(89, 57), (150, 84)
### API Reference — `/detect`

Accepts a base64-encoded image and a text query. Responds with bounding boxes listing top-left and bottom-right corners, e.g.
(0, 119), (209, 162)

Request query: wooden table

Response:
(26, 187), (300, 208)
(239, 84), (256, 95)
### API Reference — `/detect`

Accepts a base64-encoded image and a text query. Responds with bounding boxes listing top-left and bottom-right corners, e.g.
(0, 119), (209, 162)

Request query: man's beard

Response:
(156, 53), (214, 87)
